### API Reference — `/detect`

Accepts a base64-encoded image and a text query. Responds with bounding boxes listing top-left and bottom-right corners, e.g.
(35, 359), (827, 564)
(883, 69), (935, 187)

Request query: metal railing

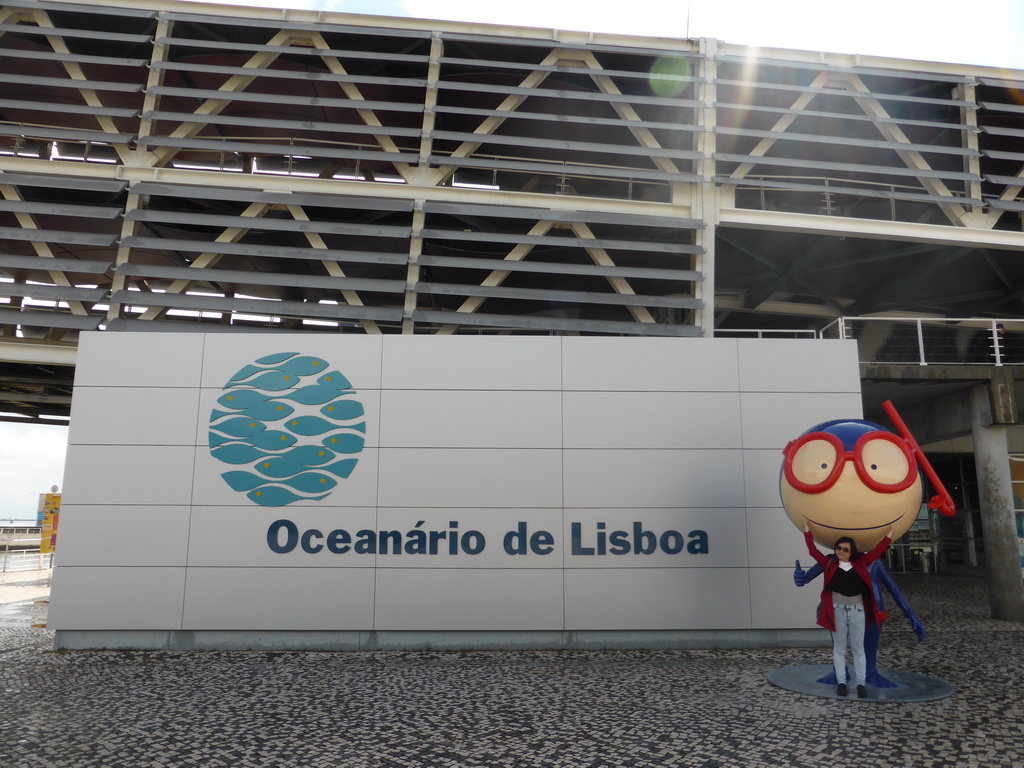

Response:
(738, 174), (941, 222)
(821, 317), (1024, 366)
(1, 546), (53, 573)
(712, 328), (818, 339)
(0, 527), (49, 573)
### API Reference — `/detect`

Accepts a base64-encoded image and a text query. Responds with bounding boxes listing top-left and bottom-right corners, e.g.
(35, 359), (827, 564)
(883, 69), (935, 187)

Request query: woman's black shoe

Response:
(857, 685), (867, 698)
(837, 683), (847, 696)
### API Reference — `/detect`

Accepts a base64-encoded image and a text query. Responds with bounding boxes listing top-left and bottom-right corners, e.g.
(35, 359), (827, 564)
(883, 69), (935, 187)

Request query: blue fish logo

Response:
(209, 353), (365, 507)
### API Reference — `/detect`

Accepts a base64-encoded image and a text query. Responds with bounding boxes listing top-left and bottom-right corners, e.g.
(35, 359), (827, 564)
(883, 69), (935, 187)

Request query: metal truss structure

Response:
(1, 0), (1024, 422)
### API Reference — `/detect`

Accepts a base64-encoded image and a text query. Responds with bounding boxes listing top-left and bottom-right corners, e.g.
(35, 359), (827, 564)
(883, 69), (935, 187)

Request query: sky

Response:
(2, 0), (1023, 520)
(211, 0), (1024, 70)
(1, 422), (67, 522)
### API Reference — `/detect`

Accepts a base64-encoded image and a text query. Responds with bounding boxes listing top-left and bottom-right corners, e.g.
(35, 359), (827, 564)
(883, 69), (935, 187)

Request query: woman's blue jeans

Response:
(832, 602), (866, 686)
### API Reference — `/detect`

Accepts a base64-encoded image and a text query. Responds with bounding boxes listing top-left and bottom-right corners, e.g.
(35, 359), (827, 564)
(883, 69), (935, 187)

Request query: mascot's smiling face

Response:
(780, 418), (923, 551)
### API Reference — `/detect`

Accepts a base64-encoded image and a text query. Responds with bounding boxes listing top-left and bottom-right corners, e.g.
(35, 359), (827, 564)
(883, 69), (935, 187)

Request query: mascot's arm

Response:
(871, 560), (926, 642)
(794, 560), (823, 587)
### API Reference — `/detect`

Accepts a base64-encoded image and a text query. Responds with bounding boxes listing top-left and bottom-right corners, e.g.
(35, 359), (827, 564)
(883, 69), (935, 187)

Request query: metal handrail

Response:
(823, 316), (1023, 366)
(714, 317), (1023, 367)
(712, 328), (818, 338)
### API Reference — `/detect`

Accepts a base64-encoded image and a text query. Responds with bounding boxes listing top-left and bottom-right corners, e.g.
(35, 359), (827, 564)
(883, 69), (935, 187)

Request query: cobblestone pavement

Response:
(0, 569), (52, 605)
(1, 574), (1021, 768)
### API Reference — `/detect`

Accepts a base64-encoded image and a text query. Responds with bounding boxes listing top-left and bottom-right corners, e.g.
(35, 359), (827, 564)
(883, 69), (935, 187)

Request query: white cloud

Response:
(399, 0), (1024, 69)
(401, 0), (690, 37)
(178, 0), (1024, 69)
(0, 423), (68, 522)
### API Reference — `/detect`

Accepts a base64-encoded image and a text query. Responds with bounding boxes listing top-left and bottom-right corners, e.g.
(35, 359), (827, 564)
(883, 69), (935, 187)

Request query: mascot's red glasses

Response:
(783, 430), (917, 495)
(782, 400), (956, 517)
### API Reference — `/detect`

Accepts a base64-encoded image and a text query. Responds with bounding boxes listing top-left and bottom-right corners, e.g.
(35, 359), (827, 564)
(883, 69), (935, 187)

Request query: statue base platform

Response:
(766, 664), (954, 702)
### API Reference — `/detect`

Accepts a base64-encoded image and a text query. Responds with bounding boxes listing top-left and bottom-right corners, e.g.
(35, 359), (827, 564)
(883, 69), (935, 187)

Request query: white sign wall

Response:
(50, 333), (863, 650)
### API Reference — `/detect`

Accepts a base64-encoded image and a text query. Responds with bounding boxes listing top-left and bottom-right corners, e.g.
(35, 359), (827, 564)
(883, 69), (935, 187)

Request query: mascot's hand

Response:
(793, 560), (807, 587)
(910, 613), (926, 643)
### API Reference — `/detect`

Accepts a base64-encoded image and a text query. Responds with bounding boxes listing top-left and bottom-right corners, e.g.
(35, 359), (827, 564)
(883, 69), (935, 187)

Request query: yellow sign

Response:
(40, 493), (61, 554)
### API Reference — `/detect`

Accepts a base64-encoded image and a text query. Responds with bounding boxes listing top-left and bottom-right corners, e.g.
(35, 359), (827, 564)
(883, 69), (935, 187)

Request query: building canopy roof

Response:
(2, 0), (1024, 422)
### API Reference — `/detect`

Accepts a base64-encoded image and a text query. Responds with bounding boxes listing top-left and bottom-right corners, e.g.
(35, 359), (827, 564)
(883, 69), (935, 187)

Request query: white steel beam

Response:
(105, 190), (141, 327)
(957, 83), (984, 216)
(721, 208), (1024, 251)
(0, 156), (696, 222)
(148, 29), (295, 167)
(412, 32), (442, 183)
(843, 74), (968, 226)
(693, 37), (716, 336)
(285, 204), (382, 335)
(425, 49), (564, 187)
(578, 51), (684, 179)
(17, 8), (135, 164)
(0, 183), (90, 320)
(0, 340), (77, 366)
(402, 202), (425, 334)
(135, 16), (171, 168)
(571, 220), (656, 325)
(728, 70), (833, 181)
(306, 30), (420, 183)
(134, 201), (273, 321)
(434, 219), (556, 335)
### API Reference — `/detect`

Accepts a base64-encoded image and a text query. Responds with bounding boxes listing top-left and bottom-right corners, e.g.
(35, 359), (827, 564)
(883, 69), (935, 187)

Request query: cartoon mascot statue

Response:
(780, 400), (956, 687)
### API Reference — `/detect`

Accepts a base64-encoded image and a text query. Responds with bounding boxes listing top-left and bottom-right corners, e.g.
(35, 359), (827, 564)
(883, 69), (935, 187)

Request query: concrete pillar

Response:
(970, 385), (1024, 622)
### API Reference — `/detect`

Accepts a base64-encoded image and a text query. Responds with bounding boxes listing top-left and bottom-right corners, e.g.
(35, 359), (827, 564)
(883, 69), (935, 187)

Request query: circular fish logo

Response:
(208, 353), (365, 507)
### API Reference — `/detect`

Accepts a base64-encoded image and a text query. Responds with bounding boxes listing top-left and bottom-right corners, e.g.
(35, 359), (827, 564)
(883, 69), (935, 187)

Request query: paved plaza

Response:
(1, 572), (1021, 768)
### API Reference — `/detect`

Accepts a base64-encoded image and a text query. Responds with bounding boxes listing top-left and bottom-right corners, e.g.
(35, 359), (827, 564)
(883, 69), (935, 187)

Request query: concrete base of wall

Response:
(53, 628), (829, 652)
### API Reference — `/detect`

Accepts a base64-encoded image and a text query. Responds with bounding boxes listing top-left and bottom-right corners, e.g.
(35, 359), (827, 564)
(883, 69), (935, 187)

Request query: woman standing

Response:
(803, 521), (893, 698)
